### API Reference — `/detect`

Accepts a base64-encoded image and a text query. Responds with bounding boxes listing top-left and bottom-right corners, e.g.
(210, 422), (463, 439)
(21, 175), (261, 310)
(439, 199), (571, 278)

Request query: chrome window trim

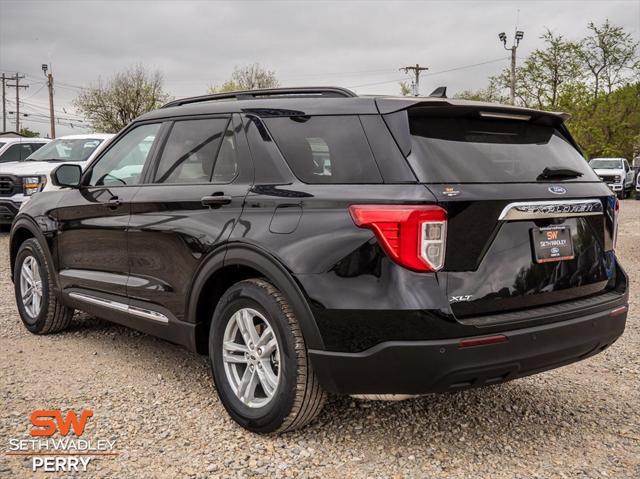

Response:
(68, 292), (169, 324)
(498, 199), (603, 221)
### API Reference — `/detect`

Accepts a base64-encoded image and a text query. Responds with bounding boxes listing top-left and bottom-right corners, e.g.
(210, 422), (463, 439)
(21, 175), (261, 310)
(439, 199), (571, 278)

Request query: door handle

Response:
(201, 195), (232, 207)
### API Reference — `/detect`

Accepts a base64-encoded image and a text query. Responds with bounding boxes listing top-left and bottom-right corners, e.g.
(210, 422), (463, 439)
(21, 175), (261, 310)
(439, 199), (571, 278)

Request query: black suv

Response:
(10, 87), (628, 433)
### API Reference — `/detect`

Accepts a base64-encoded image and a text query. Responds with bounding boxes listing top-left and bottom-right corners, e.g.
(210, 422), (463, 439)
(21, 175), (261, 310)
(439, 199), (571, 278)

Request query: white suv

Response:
(0, 134), (113, 223)
(589, 157), (635, 199)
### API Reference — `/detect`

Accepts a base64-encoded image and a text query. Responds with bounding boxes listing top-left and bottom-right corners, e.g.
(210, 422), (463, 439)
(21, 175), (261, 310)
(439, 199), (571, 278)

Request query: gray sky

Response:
(1, 0), (639, 137)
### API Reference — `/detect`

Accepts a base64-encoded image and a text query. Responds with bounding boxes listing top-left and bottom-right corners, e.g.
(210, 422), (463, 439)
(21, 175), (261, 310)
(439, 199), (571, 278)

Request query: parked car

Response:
(9, 87), (628, 433)
(0, 134), (113, 223)
(636, 171), (640, 199)
(0, 137), (49, 163)
(589, 157), (635, 199)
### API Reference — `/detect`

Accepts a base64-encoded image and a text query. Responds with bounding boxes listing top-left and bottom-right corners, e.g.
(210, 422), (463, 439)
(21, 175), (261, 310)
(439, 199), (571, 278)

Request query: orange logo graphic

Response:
(546, 230), (559, 240)
(30, 410), (94, 437)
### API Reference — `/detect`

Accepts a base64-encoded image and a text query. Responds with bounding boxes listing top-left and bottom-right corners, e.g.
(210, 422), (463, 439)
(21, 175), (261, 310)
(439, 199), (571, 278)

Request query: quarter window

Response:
(263, 116), (383, 184)
(154, 118), (230, 184)
(89, 123), (161, 186)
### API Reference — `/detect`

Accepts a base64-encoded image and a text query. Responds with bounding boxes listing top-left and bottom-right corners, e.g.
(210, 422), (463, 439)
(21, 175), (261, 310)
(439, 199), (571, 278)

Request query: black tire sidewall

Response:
(209, 281), (299, 433)
(14, 239), (51, 333)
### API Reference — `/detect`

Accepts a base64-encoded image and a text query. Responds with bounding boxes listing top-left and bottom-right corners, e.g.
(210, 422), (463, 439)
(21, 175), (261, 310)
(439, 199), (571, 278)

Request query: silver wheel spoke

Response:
(237, 367), (259, 402)
(256, 325), (274, 349)
(22, 287), (33, 302)
(21, 262), (34, 284)
(32, 291), (41, 314)
(262, 337), (278, 356)
(236, 309), (260, 346)
(256, 361), (278, 396)
(223, 341), (249, 363)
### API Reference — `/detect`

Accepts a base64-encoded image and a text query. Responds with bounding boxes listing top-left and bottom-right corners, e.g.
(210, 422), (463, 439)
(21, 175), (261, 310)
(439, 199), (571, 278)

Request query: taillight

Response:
(613, 198), (620, 250)
(348, 204), (447, 272)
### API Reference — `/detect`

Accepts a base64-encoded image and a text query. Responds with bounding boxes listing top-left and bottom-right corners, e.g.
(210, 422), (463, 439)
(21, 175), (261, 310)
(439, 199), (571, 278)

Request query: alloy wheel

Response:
(20, 255), (43, 319)
(222, 307), (281, 408)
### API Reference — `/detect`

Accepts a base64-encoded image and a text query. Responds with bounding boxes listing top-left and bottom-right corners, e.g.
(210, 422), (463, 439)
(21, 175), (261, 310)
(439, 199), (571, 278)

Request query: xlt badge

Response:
(450, 295), (473, 303)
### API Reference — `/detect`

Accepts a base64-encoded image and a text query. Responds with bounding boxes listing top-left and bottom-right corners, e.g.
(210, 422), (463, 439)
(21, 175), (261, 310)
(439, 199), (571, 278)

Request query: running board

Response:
(68, 292), (169, 324)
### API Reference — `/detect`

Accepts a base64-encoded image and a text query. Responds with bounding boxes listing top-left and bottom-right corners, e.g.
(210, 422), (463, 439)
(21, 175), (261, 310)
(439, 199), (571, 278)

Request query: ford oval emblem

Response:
(548, 186), (567, 195)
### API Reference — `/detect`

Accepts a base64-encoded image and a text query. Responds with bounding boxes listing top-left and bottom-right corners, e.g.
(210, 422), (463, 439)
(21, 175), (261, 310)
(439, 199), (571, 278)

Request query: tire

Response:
(617, 190), (624, 200)
(209, 278), (326, 433)
(13, 238), (74, 334)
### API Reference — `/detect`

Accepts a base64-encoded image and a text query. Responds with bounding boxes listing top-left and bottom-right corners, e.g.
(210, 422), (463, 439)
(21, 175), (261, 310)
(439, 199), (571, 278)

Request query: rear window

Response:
(264, 116), (382, 184)
(407, 116), (598, 183)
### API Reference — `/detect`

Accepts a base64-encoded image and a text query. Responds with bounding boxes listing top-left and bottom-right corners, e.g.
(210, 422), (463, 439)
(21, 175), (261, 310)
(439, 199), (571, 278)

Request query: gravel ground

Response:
(1, 200), (638, 479)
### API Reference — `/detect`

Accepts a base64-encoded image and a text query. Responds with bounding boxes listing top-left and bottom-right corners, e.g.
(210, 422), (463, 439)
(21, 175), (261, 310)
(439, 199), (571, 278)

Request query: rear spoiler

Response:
(377, 98), (579, 158)
(375, 97), (570, 123)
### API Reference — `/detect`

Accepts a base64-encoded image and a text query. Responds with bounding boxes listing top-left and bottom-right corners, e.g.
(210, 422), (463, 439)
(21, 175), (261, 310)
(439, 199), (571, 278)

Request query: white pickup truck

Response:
(588, 157), (635, 199)
(0, 133), (113, 224)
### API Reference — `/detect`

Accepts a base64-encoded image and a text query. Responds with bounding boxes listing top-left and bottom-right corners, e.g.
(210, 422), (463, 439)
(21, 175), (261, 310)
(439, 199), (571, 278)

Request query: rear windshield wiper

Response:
(537, 166), (584, 180)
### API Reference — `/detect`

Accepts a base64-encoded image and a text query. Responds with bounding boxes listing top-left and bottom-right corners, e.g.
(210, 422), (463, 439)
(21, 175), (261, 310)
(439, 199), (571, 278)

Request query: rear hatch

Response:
(387, 103), (618, 320)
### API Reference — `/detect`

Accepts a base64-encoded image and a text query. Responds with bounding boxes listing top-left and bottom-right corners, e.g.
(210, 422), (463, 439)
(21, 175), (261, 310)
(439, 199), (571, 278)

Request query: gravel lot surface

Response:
(1, 200), (638, 478)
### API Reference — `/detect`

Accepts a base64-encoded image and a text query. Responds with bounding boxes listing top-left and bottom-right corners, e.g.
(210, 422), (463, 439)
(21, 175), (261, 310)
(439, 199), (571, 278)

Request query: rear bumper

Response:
(309, 304), (627, 395)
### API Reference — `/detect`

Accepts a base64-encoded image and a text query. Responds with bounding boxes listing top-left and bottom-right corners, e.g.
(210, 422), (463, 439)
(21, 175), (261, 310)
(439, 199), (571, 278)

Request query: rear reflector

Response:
(458, 335), (508, 349)
(609, 305), (628, 317)
(349, 204), (447, 272)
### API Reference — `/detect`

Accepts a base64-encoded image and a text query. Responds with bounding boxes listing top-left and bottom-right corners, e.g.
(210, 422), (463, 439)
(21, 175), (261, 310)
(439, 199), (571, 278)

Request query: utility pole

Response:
(498, 30), (524, 105)
(42, 64), (56, 138)
(6, 73), (28, 132)
(1, 73), (6, 132)
(399, 63), (429, 96)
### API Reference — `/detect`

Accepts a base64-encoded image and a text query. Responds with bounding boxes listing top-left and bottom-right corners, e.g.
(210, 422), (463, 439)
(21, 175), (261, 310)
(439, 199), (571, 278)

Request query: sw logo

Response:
(31, 409), (93, 437)
(546, 230), (559, 240)
(450, 295), (473, 303)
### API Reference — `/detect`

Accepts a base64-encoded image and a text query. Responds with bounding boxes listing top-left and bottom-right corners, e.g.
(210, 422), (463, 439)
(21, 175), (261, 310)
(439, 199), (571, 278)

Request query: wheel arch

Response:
(188, 243), (324, 355)
(10, 217), (59, 288)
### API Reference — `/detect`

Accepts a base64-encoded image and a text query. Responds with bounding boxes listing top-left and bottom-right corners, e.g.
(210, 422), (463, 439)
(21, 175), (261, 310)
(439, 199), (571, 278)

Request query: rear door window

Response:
(407, 116), (599, 183)
(264, 116), (382, 184)
(153, 117), (229, 184)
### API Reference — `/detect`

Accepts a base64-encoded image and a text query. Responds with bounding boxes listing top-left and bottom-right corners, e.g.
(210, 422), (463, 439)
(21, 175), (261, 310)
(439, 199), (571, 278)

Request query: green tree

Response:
(19, 127), (40, 137)
(579, 19), (639, 100)
(209, 63), (279, 93)
(74, 64), (171, 133)
(492, 30), (583, 108)
(454, 79), (508, 103)
(399, 81), (412, 96)
(564, 82), (640, 159)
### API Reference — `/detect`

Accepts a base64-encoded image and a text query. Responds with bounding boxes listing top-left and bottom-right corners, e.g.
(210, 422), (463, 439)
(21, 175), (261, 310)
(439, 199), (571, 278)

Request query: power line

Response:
(348, 76), (412, 88)
(7, 98), (87, 121)
(23, 83), (46, 100)
(421, 57), (509, 77)
(348, 57), (510, 90)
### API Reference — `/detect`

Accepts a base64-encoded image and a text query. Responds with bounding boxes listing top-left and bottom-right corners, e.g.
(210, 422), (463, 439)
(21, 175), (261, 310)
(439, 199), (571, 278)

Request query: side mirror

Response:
(51, 164), (82, 188)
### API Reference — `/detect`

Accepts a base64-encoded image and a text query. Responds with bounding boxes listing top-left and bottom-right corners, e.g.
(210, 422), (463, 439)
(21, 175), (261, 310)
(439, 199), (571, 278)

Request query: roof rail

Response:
(162, 86), (358, 108)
